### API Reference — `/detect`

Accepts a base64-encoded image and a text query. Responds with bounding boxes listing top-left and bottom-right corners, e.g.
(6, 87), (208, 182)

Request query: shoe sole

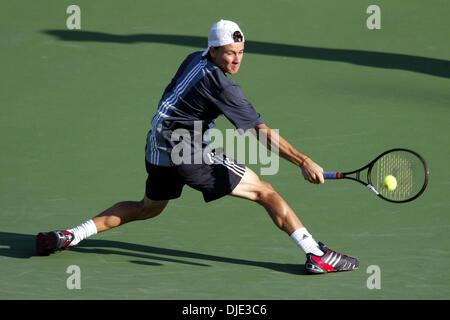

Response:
(305, 263), (326, 274)
(305, 263), (359, 274)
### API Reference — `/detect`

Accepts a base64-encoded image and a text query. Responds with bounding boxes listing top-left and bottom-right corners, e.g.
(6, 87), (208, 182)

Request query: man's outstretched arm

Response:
(253, 123), (324, 184)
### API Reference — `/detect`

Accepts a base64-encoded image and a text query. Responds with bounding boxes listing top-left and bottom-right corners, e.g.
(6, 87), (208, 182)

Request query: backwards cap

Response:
(202, 19), (245, 56)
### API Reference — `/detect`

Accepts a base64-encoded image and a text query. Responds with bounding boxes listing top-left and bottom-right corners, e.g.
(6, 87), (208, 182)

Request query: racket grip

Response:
(323, 172), (342, 179)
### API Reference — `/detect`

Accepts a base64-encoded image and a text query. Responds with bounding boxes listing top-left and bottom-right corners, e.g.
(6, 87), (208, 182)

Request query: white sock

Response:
(290, 227), (324, 256)
(67, 219), (98, 246)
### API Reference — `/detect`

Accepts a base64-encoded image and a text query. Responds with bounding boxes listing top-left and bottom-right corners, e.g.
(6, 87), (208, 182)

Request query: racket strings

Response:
(374, 151), (416, 201)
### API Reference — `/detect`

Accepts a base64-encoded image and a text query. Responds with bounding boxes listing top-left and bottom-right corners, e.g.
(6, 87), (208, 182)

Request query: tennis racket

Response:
(323, 148), (429, 203)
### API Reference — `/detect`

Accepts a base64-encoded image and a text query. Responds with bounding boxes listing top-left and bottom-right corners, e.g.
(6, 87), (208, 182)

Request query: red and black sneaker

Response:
(36, 230), (74, 256)
(305, 242), (359, 274)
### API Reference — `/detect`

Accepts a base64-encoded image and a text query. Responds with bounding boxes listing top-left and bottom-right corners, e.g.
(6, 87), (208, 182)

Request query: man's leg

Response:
(230, 166), (323, 256)
(36, 196), (168, 255)
(230, 166), (359, 273)
(92, 196), (168, 232)
(68, 196), (168, 246)
(230, 167), (303, 235)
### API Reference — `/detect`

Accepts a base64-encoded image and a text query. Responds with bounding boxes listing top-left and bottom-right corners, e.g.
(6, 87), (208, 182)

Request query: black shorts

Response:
(145, 151), (246, 202)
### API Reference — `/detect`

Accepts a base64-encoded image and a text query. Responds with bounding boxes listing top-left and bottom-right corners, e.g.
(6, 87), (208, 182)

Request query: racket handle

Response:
(323, 172), (342, 179)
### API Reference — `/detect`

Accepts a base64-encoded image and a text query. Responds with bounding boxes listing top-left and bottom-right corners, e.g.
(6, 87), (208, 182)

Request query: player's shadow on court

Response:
(0, 232), (307, 275)
(43, 30), (450, 79)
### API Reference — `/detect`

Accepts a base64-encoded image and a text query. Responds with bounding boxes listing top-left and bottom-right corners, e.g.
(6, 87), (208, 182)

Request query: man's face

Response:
(210, 42), (245, 75)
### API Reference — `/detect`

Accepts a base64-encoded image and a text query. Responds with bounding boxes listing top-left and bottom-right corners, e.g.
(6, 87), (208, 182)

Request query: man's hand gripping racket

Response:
(301, 157), (325, 184)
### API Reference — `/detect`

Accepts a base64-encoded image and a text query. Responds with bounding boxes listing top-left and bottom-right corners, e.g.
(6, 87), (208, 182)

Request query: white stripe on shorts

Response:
(212, 155), (245, 177)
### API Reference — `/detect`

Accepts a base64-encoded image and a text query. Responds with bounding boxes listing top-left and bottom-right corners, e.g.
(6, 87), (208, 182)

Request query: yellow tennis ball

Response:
(383, 175), (397, 191)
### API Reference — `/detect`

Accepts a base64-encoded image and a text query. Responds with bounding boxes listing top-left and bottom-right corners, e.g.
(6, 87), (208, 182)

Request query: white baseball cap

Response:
(202, 19), (245, 56)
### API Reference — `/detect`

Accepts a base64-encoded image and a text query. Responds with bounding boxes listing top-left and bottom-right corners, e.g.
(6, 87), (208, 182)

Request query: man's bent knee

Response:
(230, 167), (279, 203)
(255, 181), (278, 205)
(140, 197), (168, 220)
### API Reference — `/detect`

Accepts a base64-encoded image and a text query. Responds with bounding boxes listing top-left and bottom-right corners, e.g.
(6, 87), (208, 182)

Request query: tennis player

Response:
(36, 20), (358, 274)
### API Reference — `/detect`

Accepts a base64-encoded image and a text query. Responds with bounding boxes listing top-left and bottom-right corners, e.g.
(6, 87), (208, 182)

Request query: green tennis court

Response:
(1, 0), (449, 300)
